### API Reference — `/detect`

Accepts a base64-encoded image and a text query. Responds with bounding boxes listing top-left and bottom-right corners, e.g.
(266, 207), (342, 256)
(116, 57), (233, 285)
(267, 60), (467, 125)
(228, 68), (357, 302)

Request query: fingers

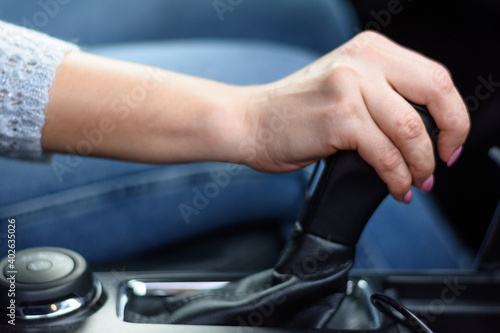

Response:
(363, 83), (435, 191)
(374, 39), (470, 164)
(352, 108), (413, 202)
(334, 31), (468, 201)
(348, 31), (469, 165)
(329, 85), (413, 201)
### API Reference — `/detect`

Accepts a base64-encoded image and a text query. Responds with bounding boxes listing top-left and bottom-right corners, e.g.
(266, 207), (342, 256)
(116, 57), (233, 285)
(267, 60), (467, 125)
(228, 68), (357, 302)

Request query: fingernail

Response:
(420, 175), (434, 193)
(403, 189), (413, 204)
(447, 146), (463, 167)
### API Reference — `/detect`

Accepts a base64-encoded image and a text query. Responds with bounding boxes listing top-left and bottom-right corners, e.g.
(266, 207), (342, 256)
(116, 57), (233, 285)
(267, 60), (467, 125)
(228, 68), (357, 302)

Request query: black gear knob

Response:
(298, 103), (438, 245)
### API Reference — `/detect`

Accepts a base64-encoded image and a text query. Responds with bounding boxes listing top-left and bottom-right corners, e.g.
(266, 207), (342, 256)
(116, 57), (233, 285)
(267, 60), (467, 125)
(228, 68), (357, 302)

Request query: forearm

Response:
(42, 51), (247, 164)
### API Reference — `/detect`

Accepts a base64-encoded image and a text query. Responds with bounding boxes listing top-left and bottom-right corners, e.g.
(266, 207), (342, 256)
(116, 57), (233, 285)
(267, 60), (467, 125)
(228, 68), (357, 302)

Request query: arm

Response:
(42, 31), (470, 202)
(42, 51), (247, 165)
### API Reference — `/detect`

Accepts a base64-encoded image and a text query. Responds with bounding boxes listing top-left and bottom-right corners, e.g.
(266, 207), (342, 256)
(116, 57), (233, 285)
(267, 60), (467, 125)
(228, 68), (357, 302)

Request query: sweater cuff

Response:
(0, 21), (79, 161)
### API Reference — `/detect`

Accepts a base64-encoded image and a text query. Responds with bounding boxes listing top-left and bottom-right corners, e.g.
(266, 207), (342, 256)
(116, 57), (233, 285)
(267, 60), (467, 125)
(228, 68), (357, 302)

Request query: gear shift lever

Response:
(132, 103), (438, 328)
(300, 102), (438, 246)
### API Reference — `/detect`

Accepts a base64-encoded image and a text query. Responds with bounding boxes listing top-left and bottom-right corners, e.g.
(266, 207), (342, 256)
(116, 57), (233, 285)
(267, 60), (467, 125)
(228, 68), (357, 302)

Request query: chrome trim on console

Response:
(20, 277), (102, 320)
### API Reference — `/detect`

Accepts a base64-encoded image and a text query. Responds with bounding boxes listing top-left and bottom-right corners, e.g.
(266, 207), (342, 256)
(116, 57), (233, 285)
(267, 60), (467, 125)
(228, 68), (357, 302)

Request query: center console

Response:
(1, 250), (499, 333)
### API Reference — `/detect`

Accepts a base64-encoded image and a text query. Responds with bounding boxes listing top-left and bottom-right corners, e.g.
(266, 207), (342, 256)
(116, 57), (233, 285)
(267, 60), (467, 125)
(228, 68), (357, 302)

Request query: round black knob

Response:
(0, 247), (102, 321)
(8, 249), (75, 284)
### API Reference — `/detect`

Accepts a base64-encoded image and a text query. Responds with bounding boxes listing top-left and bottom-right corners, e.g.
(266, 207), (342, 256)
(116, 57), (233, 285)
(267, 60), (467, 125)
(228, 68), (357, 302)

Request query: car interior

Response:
(0, 1), (499, 332)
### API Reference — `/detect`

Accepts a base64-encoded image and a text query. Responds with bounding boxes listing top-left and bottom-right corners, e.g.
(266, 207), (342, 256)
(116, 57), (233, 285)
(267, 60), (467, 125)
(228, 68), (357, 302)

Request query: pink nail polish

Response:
(403, 189), (413, 204)
(447, 146), (463, 167)
(420, 175), (434, 193)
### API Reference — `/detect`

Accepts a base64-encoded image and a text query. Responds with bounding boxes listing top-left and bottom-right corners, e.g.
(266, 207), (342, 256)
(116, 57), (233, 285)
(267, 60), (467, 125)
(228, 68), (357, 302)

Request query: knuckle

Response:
(397, 113), (424, 142)
(392, 176), (412, 197)
(408, 146), (433, 175)
(456, 114), (471, 137)
(431, 65), (455, 94)
(379, 146), (403, 173)
(356, 30), (384, 43)
(322, 65), (360, 99)
(443, 111), (470, 140)
(327, 63), (359, 86)
(345, 31), (380, 57)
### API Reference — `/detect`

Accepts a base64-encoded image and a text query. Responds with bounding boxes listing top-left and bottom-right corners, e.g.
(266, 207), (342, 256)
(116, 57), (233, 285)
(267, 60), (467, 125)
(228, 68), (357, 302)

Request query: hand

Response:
(236, 31), (470, 202)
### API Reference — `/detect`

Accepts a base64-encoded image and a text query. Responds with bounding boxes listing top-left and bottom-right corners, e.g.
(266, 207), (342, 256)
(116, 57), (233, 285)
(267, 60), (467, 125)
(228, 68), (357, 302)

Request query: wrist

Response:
(219, 84), (270, 166)
(212, 85), (256, 164)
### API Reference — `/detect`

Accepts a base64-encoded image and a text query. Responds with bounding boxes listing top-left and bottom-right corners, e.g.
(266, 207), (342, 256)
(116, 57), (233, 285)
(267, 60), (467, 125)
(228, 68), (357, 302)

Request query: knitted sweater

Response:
(0, 21), (77, 160)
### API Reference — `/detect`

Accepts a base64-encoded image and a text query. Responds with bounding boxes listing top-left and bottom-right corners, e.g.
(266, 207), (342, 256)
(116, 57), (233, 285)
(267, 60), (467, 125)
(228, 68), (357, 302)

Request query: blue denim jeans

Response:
(0, 0), (472, 269)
